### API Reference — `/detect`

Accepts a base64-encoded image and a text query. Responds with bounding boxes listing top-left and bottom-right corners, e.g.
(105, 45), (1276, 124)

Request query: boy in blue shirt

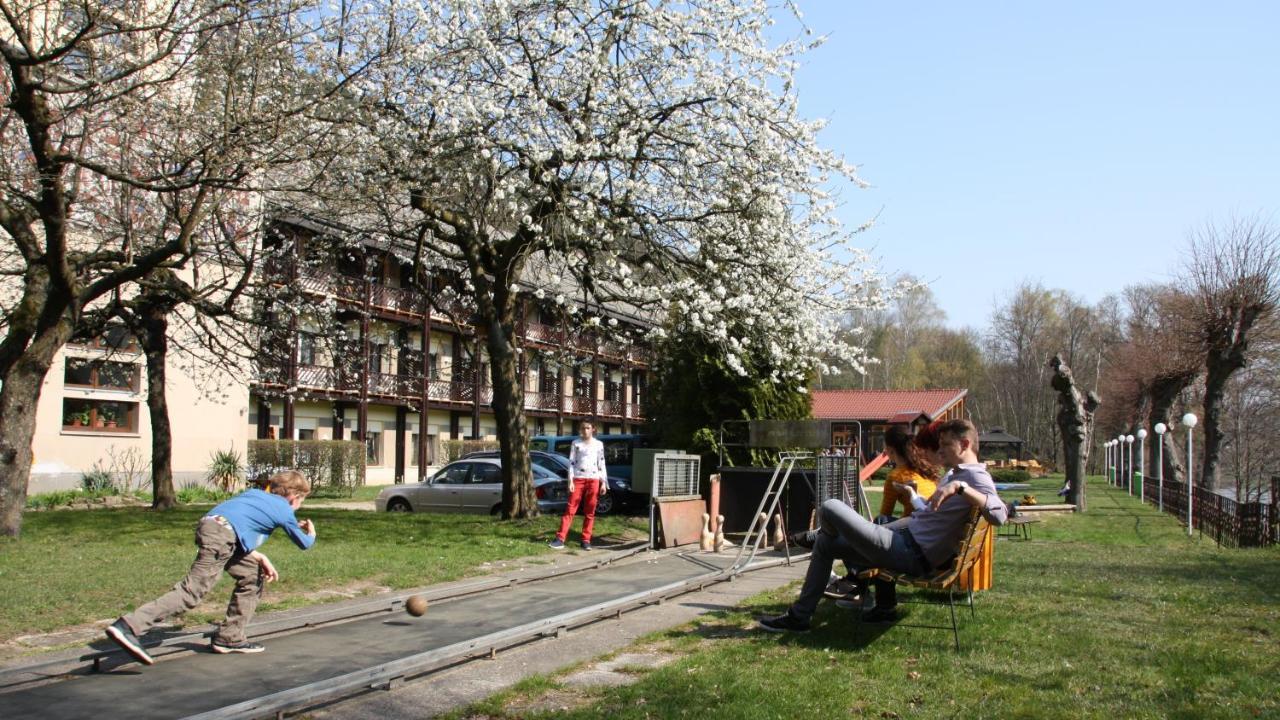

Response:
(105, 470), (317, 664)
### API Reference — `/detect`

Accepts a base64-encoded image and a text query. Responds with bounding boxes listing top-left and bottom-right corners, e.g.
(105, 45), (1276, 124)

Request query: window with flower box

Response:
(62, 399), (139, 432)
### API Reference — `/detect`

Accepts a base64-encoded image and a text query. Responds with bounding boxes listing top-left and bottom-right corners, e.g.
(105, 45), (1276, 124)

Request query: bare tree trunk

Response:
(137, 303), (178, 510)
(0, 322), (73, 536)
(1201, 358), (1233, 489)
(1149, 373), (1194, 487)
(1050, 354), (1099, 512)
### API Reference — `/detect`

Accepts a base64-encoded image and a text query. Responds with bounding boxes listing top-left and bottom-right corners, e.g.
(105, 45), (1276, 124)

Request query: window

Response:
(68, 324), (138, 352)
(298, 333), (317, 366)
(64, 358), (139, 391)
(365, 431), (382, 465)
(298, 428), (315, 440)
(410, 433), (419, 466)
(62, 399), (138, 432)
(603, 439), (632, 466)
(370, 343), (386, 374)
(471, 464), (501, 484)
(435, 463), (470, 484)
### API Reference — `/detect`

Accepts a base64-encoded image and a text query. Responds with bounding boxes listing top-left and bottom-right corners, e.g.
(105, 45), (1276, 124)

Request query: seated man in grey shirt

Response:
(760, 419), (1007, 632)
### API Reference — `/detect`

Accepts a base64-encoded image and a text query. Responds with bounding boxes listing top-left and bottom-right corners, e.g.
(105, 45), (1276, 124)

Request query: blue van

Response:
(529, 433), (653, 482)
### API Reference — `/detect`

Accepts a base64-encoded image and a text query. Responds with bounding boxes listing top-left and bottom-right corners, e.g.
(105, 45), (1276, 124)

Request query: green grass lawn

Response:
(446, 476), (1280, 720)
(0, 505), (647, 642)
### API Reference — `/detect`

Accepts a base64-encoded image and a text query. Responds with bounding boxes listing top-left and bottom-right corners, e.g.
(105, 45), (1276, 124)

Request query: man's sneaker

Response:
(787, 531), (815, 550)
(548, 538), (565, 550)
(824, 577), (860, 599)
(861, 605), (899, 624)
(105, 619), (154, 666)
(580, 541), (592, 551)
(211, 639), (265, 654)
(757, 611), (810, 633)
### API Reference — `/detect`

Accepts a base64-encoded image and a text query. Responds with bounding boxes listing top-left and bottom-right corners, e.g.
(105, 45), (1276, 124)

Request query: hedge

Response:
(441, 439), (500, 463)
(247, 440), (366, 498)
(990, 468), (1033, 484)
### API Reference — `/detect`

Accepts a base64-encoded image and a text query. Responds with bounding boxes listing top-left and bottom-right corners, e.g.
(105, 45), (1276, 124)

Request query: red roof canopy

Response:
(811, 389), (967, 422)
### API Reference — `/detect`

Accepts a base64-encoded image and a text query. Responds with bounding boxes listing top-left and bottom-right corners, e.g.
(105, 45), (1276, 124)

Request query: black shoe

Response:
(580, 541), (593, 551)
(211, 638), (265, 654)
(824, 577), (861, 599)
(787, 531), (815, 550)
(105, 619), (154, 666)
(758, 611), (810, 633)
(862, 605), (899, 624)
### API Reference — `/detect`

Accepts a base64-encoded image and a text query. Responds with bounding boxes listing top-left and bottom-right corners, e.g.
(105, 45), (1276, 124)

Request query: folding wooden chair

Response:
(855, 508), (992, 650)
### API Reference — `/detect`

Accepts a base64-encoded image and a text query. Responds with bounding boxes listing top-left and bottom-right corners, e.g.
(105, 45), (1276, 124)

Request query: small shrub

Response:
(80, 463), (117, 494)
(177, 485), (234, 504)
(207, 447), (244, 493)
(26, 489), (81, 510)
(991, 468), (1033, 484)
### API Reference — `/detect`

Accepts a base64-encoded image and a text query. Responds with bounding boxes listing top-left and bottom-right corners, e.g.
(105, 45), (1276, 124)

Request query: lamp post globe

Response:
(1154, 423), (1166, 435)
(1182, 413), (1198, 428)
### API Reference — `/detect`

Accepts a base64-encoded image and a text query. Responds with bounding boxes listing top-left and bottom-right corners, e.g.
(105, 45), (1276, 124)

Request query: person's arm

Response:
(597, 442), (608, 494)
(928, 478), (1008, 524)
(879, 477), (899, 517)
(567, 442), (578, 493)
(247, 550), (279, 582)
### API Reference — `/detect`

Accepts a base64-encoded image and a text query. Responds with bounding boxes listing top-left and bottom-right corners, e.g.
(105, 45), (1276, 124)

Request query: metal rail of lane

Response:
(181, 551), (803, 720)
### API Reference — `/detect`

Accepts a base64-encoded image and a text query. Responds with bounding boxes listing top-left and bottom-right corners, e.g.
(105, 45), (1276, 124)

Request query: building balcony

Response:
(258, 365), (644, 421)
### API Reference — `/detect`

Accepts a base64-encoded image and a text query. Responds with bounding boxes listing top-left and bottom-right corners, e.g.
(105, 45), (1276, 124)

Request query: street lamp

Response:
(1136, 428), (1148, 501)
(1125, 434), (1135, 496)
(1104, 440), (1112, 484)
(1182, 413), (1198, 536)
(1154, 423), (1167, 512)
(1117, 434), (1126, 489)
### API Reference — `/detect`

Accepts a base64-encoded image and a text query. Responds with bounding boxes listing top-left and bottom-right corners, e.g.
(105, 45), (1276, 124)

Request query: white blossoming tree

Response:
(321, 0), (883, 517)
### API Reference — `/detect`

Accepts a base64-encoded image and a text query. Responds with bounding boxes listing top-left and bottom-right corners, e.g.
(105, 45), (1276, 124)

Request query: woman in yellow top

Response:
(878, 425), (941, 522)
(827, 424), (942, 602)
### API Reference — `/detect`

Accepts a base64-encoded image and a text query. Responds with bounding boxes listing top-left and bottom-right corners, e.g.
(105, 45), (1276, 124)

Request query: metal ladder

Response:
(728, 451), (811, 574)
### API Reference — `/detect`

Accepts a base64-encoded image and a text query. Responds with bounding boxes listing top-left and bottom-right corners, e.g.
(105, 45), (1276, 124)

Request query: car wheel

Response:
(490, 503), (502, 516)
(386, 498), (411, 512)
(594, 493), (614, 516)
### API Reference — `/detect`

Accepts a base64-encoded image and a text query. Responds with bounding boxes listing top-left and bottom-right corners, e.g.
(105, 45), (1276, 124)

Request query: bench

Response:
(856, 508), (992, 650)
(1000, 514), (1039, 540)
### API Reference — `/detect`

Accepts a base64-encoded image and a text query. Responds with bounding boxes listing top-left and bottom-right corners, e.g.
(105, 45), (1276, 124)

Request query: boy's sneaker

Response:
(861, 606), (899, 624)
(548, 538), (565, 550)
(211, 639), (265, 654)
(105, 619), (154, 666)
(580, 541), (592, 551)
(757, 611), (811, 633)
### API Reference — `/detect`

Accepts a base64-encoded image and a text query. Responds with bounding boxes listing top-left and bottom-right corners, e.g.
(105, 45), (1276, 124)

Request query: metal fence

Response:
(1139, 475), (1279, 548)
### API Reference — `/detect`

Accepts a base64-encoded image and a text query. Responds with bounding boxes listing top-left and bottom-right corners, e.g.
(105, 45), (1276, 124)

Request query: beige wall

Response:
(30, 344), (250, 495)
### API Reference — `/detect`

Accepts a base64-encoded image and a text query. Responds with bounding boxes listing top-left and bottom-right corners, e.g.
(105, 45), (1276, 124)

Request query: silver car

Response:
(375, 458), (568, 515)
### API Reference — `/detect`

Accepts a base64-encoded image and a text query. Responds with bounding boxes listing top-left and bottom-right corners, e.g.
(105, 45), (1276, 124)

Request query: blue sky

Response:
(786, 2), (1280, 330)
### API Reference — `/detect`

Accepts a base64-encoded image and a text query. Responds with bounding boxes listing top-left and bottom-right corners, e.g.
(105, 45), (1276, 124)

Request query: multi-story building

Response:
(26, 214), (652, 492)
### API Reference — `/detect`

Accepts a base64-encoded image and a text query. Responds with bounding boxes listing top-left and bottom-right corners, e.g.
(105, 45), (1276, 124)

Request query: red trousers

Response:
(556, 478), (602, 543)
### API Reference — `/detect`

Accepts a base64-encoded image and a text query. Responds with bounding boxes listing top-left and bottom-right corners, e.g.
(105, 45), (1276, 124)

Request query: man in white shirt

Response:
(549, 422), (608, 551)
